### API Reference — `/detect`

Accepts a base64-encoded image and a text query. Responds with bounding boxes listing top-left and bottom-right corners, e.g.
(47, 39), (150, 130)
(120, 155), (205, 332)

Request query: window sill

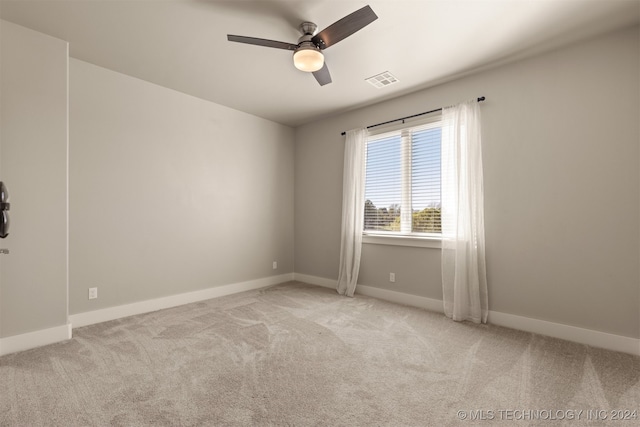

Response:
(362, 233), (442, 249)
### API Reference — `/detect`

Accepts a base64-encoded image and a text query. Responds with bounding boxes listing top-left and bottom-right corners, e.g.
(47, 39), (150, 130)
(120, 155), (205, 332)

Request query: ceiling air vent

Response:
(365, 71), (399, 88)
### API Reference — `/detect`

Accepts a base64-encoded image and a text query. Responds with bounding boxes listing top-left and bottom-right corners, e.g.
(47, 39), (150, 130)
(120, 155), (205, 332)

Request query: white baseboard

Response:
(293, 273), (640, 356)
(0, 323), (72, 356)
(293, 272), (444, 313)
(69, 273), (294, 329)
(487, 311), (640, 356)
(356, 285), (445, 314)
(293, 273), (336, 290)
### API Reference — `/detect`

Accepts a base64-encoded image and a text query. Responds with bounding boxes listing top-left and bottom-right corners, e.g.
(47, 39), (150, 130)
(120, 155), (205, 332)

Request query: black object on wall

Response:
(0, 181), (10, 238)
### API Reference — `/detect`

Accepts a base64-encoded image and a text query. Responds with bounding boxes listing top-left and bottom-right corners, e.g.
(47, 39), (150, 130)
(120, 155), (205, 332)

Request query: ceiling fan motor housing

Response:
(299, 22), (318, 36)
(296, 23), (319, 48)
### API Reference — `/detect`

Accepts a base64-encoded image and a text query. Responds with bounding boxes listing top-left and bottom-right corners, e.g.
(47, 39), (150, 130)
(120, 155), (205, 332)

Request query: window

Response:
(363, 115), (442, 240)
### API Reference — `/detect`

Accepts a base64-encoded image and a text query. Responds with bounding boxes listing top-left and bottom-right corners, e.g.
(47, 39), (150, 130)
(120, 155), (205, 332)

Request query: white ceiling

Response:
(1, 0), (639, 127)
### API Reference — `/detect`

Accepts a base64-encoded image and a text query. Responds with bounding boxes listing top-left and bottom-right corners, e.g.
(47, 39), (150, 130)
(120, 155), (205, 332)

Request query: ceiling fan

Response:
(227, 5), (378, 86)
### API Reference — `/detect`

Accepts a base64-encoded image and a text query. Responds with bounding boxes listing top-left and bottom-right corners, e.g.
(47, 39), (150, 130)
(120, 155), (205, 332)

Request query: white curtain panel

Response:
(441, 100), (488, 323)
(337, 128), (367, 297)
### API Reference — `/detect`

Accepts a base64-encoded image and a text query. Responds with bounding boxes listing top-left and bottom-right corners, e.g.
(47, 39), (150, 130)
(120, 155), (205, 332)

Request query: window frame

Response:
(362, 113), (443, 248)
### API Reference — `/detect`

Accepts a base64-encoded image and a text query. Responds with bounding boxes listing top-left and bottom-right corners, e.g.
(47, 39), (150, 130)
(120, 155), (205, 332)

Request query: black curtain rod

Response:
(340, 96), (486, 136)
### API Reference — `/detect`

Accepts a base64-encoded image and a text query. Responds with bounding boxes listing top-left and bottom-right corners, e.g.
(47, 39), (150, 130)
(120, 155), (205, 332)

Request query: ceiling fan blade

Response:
(311, 5), (378, 50)
(313, 63), (332, 86)
(227, 35), (298, 51)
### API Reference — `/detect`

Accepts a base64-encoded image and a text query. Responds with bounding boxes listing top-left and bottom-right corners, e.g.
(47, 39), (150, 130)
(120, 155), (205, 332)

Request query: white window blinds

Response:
(363, 118), (442, 236)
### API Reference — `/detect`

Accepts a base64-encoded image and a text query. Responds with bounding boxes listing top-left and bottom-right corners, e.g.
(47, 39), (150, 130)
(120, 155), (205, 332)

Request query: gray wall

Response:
(0, 20), (68, 337)
(70, 59), (294, 315)
(294, 25), (640, 339)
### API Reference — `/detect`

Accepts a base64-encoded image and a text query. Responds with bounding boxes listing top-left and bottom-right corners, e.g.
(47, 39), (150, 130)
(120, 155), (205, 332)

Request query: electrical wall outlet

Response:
(273, 261), (278, 270)
(389, 273), (396, 283)
(88, 287), (98, 300)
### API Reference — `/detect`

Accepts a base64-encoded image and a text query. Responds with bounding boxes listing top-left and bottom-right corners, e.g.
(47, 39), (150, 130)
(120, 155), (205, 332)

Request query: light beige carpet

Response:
(1, 281), (638, 426)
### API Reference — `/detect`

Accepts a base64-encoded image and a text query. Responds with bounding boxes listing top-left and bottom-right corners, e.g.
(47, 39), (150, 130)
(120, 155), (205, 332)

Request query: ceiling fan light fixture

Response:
(293, 47), (324, 72)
